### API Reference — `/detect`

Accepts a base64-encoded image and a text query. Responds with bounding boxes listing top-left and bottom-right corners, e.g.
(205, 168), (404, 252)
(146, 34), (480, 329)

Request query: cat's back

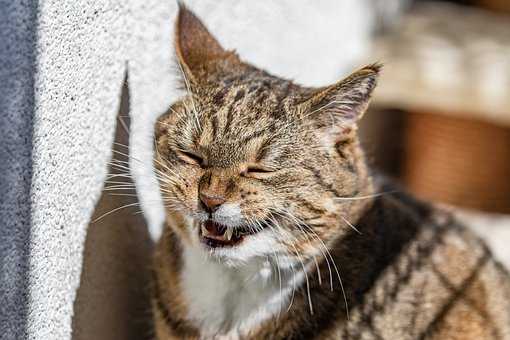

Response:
(331, 189), (510, 340)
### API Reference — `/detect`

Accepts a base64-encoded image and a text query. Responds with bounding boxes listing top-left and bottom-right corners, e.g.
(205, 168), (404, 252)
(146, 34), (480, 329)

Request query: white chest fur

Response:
(180, 245), (301, 338)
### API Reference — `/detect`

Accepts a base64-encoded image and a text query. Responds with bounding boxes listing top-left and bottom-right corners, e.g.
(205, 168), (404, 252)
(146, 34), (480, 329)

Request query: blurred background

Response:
(357, 0), (510, 263)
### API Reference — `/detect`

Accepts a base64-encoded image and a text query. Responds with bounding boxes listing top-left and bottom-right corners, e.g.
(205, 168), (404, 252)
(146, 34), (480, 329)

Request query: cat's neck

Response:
(179, 244), (303, 338)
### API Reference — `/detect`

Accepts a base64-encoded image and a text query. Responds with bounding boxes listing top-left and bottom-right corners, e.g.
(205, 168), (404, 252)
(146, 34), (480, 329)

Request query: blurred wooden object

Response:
(359, 107), (406, 176)
(478, 0), (510, 13)
(403, 111), (510, 214)
(367, 2), (510, 214)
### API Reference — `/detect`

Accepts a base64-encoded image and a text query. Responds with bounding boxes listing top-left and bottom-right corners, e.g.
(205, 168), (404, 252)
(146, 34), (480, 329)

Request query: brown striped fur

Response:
(152, 5), (510, 339)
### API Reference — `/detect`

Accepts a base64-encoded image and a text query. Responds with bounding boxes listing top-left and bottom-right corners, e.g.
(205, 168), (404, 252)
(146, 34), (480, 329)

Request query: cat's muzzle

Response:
(199, 219), (268, 248)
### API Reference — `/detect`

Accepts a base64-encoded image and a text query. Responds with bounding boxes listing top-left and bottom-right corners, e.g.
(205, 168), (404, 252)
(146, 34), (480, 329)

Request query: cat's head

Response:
(154, 5), (380, 266)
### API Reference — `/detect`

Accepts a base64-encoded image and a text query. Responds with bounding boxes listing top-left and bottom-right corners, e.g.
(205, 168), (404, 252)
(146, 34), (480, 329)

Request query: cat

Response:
(151, 4), (510, 339)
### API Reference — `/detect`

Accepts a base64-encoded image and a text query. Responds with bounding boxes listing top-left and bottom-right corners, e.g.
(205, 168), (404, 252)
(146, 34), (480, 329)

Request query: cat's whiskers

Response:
(271, 207), (350, 319)
(181, 99), (201, 134)
(168, 106), (188, 120)
(262, 215), (321, 315)
(104, 182), (136, 188)
(260, 213), (299, 313)
(153, 153), (181, 178)
(176, 60), (201, 132)
(334, 191), (397, 202)
(103, 185), (135, 193)
(105, 173), (136, 180)
(249, 217), (284, 318)
(298, 222), (350, 320)
(270, 209), (323, 287)
(267, 216), (300, 314)
(93, 193), (183, 221)
(154, 172), (180, 188)
(107, 193), (139, 197)
(92, 201), (145, 222)
(110, 147), (169, 183)
(339, 215), (362, 234)
(269, 208), (333, 291)
(109, 162), (130, 174)
(290, 241), (314, 315)
(271, 249), (284, 319)
(159, 187), (180, 198)
(100, 147), (186, 219)
(269, 216), (314, 315)
(110, 142), (183, 186)
(154, 143), (189, 184)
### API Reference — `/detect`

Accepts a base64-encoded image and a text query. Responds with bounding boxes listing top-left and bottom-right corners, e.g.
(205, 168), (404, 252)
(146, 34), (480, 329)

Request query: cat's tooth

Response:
(225, 226), (233, 241)
(201, 224), (208, 236)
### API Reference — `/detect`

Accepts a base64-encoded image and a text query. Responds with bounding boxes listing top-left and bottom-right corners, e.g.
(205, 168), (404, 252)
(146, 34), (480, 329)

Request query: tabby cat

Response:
(152, 5), (510, 339)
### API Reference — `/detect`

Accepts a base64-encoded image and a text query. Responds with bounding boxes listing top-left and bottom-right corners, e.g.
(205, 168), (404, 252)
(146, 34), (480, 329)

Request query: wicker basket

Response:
(402, 111), (510, 214)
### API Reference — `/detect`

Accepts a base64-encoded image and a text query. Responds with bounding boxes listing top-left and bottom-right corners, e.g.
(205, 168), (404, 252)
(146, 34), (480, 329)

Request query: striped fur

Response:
(151, 5), (510, 339)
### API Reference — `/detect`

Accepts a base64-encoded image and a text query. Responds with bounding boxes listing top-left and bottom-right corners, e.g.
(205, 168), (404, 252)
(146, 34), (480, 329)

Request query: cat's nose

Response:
(199, 192), (226, 211)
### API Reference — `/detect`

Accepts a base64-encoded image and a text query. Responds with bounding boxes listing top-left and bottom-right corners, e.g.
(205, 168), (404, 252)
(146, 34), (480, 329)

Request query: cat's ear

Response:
(299, 64), (381, 137)
(175, 3), (242, 84)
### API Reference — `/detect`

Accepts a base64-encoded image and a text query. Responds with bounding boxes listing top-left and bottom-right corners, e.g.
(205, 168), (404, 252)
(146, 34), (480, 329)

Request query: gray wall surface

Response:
(0, 1), (37, 338)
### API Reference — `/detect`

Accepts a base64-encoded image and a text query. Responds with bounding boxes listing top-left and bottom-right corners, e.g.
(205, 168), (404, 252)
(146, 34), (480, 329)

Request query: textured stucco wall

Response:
(0, 1), (175, 338)
(27, 2), (174, 339)
(0, 1), (374, 339)
(0, 1), (37, 338)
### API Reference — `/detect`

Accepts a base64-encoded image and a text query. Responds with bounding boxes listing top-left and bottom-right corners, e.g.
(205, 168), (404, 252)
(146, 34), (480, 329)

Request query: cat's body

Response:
(152, 5), (510, 339)
(153, 186), (510, 340)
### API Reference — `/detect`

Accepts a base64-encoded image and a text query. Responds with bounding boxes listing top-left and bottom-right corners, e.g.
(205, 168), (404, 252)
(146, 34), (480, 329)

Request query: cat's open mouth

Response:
(199, 219), (267, 248)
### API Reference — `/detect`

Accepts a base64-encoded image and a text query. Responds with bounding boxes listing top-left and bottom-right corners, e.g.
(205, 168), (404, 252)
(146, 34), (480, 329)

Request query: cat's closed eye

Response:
(175, 149), (205, 167)
(241, 164), (276, 179)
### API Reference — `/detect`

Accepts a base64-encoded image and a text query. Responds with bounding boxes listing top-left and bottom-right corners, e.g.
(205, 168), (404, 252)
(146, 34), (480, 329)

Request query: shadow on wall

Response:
(0, 1), (38, 338)
(71, 77), (154, 340)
